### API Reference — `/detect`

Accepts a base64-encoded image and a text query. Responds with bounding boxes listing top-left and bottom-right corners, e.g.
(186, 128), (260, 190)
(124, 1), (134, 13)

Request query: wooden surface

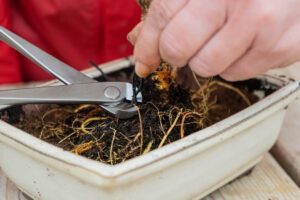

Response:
(271, 99), (300, 187)
(270, 63), (300, 187)
(1, 154), (299, 200)
(204, 154), (300, 200)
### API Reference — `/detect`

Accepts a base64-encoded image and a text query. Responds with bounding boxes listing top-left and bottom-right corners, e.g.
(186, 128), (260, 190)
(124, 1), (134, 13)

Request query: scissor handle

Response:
(0, 26), (96, 85)
(0, 82), (132, 104)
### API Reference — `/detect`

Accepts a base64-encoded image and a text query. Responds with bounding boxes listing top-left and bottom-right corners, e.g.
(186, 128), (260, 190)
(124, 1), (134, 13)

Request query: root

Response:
(192, 71), (201, 88)
(180, 111), (207, 139)
(209, 81), (251, 106)
(74, 104), (99, 113)
(109, 128), (117, 165)
(135, 105), (144, 154)
(71, 141), (93, 155)
(159, 109), (182, 148)
(80, 117), (109, 134)
(58, 132), (77, 144)
(143, 140), (154, 154)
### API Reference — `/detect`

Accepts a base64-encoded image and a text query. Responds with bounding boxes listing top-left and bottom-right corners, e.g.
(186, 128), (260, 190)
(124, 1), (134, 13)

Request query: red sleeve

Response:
(0, 0), (23, 84)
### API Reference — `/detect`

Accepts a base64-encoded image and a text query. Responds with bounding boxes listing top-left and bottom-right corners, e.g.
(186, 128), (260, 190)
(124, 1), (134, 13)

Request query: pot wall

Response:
(0, 108), (286, 200)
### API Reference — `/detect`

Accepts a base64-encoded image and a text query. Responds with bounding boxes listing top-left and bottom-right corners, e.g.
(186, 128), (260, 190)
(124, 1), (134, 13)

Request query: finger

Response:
(188, 20), (256, 77)
(220, 49), (280, 81)
(220, 19), (290, 81)
(127, 22), (144, 46)
(159, 0), (226, 67)
(134, 0), (190, 77)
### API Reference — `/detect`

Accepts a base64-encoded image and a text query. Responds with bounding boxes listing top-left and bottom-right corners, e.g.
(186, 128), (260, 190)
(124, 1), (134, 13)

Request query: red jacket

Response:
(0, 0), (140, 84)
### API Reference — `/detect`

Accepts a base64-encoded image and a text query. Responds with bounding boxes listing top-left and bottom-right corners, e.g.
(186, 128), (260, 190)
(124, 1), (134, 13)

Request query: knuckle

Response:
(258, 6), (277, 25)
(261, 13), (276, 25)
(251, 47), (266, 56)
(251, 41), (272, 55)
(208, 3), (227, 26)
(149, 0), (173, 29)
(252, 44), (274, 58)
(159, 32), (188, 66)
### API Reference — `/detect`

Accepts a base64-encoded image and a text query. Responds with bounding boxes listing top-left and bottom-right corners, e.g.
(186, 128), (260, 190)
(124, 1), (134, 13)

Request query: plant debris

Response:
(0, 65), (260, 165)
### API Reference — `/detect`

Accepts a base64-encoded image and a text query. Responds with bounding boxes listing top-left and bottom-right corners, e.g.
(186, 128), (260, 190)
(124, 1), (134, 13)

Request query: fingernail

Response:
(135, 61), (151, 78)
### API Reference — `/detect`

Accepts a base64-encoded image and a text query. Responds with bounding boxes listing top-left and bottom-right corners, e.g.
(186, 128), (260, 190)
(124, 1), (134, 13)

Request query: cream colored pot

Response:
(0, 58), (299, 200)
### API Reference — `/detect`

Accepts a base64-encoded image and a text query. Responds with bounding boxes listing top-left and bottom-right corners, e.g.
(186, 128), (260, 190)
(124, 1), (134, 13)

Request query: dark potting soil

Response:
(0, 66), (275, 165)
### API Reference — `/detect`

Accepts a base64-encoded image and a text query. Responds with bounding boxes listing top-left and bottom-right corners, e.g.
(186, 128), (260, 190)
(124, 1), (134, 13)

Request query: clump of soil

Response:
(0, 65), (261, 165)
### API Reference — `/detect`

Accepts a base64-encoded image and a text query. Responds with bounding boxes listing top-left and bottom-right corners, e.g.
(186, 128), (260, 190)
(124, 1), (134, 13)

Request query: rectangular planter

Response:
(0, 57), (299, 200)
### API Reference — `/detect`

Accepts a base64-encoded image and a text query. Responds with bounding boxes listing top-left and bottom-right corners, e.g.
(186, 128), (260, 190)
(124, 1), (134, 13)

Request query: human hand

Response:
(129, 0), (300, 81)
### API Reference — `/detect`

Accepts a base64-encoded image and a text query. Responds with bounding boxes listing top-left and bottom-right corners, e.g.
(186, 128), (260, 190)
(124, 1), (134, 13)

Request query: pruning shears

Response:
(0, 26), (142, 119)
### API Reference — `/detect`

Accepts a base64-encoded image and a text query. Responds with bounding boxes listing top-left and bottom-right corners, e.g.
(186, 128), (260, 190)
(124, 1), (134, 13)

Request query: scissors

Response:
(0, 26), (142, 119)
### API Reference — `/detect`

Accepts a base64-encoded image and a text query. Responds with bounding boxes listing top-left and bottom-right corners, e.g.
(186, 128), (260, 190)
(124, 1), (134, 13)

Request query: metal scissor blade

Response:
(0, 82), (140, 105)
(100, 102), (139, 119)
(0, 26), (95, 85)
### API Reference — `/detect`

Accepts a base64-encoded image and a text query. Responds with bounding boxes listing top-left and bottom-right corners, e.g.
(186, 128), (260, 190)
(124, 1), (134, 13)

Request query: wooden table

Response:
(1, 72), (300, 200)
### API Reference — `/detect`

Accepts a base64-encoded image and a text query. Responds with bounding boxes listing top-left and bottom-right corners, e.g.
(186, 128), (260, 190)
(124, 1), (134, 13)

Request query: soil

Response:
(0, 65), (274, 165)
